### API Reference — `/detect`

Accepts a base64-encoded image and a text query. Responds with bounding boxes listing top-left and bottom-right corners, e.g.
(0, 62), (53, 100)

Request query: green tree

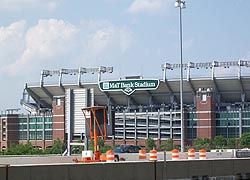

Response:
(146, 138), (156, 151)
(4, 142), (43, 155)
(194, 137), (211, 151)
(71, 140), (84, 154)
(45, 138), (66, 154)
(160, 138), (174, 151)
(213, 135), (227, 149)
(240, 133), (250, 148)
(227, 138), (237, 149)
(87, 138), (111, 153)
(98, 138), (105, 148)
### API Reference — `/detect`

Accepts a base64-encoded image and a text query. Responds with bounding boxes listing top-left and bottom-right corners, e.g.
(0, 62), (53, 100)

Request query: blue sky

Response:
(0, 0), (250, 110)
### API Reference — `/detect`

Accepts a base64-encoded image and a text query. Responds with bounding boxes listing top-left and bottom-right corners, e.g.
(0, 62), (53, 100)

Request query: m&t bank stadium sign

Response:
(99, 79), (159, 95)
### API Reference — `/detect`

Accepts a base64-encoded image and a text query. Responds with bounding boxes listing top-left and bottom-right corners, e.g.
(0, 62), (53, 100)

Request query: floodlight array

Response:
(162, 60), (250, 71)
(162, 60), (250, 81)
(40, 66), (113, 86)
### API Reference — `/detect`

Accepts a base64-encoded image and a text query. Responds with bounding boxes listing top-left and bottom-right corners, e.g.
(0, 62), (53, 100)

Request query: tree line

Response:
(158, 133), (250, 151)
(1, 133), (250, 155)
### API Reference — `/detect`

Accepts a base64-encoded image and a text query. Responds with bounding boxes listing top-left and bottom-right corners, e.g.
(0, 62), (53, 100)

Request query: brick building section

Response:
(196, 88), (216, 139)
(0, 114), (19, 150)
(52, 96), (65, 142)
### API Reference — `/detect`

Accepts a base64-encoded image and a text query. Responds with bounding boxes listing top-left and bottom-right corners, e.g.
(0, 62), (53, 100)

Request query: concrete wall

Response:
(1, 159), (250, 180)
(0, 164), (8, 180)
(2, 162), (155, 180)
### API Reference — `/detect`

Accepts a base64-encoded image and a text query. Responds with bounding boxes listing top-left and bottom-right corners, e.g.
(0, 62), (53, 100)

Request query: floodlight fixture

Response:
(175, 0), (186, 9)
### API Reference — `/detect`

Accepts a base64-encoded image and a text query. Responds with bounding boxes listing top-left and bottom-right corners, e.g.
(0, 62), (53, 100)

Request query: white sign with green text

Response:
(99, 79), (159, 95)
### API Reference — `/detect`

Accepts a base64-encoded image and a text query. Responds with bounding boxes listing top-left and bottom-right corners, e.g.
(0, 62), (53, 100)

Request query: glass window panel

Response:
(45, 124), (52, 129)
(29, 118), (36, 123)
(36, 124), (43, 129)
(45, 131), (52, 140)
(36, 131), (43, 140)
(29, 124), (36, 129)
(29, 131), (36, 140)
(45, 117), (52, 122)
(37, 117), (43, 122)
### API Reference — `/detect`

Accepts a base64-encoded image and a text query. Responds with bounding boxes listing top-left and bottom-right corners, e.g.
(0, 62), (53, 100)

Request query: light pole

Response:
(175, 0), (186, 153)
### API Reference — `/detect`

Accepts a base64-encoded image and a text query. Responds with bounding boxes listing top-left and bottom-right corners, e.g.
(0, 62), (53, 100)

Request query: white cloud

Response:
(0, 20), (26, 67)
(0, 20), (25, 42)
(127, 0), (171, 15)
(2, 19), (78, 75)
(85, 26), (133, 55)
(0, 19), (134, 76)
(0, 0), (62, 11)
(77, 20), (134, 65)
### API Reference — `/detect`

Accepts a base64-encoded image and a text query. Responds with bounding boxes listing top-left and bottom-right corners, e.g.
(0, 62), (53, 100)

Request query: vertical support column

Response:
(211, 61), (218, 79)
(163, 68), (166, 81)
(77, 67), (82, 86)
(158, 110), (160, 139)
(193, 95), (196, 108)
(59, 70), (63, 87)
(162, 62), (167, 81)
(40, 70), (44, 87)
(27, 115), (30, 141)
(212, 65), (215, 79)
(187, 64), (190, 81)
(107, 96), (111, 125)
(241, 93), (245, 104)
(123, 111), (126, 140)
(238, 60), (241, 79)
(42, 115), (45, 149)
(170, 95), (175, 109)
(127, 96), (131, 112)
(149, 95), (152, 108)
(134, 110), (137, 140)
(170, 109), (173, 139)
(67, 89), (72, 156)
(187, 62), (194, 81)
(239, 108), (242, 138)
(98, 67), (102, 82)
(146, 110), (149, 139)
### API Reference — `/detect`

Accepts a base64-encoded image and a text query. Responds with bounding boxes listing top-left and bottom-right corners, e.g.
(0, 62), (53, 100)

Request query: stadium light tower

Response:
(175, 0), (186, 153)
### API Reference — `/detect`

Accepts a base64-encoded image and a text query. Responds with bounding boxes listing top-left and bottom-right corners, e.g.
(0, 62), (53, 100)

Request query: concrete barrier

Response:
(4, 158), (250, 180)
(0, 164), (9, 180)
(156, 158), (250, 179)
(8, 162), (156, 180)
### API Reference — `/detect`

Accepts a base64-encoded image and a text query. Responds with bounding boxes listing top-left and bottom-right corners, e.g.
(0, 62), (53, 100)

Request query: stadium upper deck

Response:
(23, 60), (250, 111)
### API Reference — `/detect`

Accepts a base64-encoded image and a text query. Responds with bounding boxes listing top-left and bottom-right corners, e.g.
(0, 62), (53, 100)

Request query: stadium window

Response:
(45, 123), (52, 130)
(45, 131), (52, 140)
(2, 134), (6, 141)
(45, 117), (52, 122)
(56, 98), (61, 106)
(29, 131), (36, 140)
(200, 93), (207, 102)
(36, 131), (43, 140)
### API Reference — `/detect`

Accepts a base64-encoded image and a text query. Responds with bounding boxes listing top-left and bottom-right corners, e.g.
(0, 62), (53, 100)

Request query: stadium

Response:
(1, 60), (250, 153)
